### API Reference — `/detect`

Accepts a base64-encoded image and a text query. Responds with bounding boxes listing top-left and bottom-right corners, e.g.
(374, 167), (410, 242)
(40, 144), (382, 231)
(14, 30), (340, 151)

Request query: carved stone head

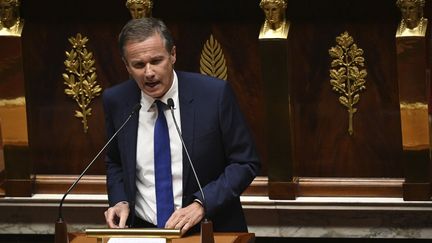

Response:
(0, 0), (20, 29)
(259, 0), (287, 29)
(396, 0), (425, 29)
(125, 0), (153, 19)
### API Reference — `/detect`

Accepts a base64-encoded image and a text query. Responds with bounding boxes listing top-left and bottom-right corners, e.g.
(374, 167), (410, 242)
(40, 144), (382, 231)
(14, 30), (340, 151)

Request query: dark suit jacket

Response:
(102, 71), (260, 232)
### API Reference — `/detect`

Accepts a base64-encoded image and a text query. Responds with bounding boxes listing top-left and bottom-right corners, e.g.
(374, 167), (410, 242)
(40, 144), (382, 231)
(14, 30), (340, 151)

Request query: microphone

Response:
(55, 103), (141, 243)
(167, 98), (214, 243)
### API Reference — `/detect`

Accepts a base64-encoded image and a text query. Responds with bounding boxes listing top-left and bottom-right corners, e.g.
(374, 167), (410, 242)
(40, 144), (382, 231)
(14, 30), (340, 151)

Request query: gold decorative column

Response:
(259, 0), (297, 199)
(0, 0), (33, 197)
(395, 0), (430, 200)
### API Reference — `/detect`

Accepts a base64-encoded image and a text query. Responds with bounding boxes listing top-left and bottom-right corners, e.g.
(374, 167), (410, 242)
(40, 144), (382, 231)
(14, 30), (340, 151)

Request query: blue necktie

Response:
(154, 100), (174, 228)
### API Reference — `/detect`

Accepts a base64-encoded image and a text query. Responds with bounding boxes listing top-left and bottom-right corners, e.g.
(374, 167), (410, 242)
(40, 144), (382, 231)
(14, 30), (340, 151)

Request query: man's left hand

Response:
(165, 201), (204, 234)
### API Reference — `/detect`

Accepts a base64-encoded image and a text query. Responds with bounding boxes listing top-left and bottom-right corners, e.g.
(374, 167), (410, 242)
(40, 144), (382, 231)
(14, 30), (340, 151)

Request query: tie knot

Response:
(155, 100), (166, 112)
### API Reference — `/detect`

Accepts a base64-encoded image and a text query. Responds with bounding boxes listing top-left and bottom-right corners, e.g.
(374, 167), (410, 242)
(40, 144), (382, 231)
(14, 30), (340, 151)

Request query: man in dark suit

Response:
(103, 17), (260, 234)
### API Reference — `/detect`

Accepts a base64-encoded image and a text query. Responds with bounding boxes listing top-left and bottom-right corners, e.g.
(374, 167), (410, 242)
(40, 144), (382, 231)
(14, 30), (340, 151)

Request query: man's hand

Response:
(104, 201), (130, 228)
(165, 201), (204, 234)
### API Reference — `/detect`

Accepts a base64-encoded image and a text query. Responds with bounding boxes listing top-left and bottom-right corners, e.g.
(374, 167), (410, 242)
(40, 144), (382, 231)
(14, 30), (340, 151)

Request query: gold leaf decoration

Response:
(63, 33), (102, 133)
(0, 97), (25, 107)
(200, 34), (228, 80)
(329, 31), (367, 136)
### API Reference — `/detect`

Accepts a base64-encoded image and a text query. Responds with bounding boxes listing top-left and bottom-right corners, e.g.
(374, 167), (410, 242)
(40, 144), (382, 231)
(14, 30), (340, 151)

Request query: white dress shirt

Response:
(135, 71), (183, 225)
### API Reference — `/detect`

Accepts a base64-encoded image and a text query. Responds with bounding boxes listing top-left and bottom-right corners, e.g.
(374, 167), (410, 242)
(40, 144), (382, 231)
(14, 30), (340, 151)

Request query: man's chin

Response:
(143, 90), (164, 99)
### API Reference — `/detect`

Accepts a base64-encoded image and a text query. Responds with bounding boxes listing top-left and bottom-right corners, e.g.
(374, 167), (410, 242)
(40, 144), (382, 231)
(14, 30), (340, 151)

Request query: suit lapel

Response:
(123, 81), (141, 198)
(178, 73), (195, 196)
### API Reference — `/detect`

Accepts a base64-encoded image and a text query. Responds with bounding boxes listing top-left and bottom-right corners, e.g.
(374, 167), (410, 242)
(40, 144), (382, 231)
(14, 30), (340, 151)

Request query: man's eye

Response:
(133, 63), (145, 68)
(151, 59), (162, 65)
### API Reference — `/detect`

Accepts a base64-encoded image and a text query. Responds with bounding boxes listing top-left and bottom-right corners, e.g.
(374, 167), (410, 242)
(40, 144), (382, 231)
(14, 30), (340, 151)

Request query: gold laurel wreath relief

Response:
(62, 33), (102, 133)
(329, 31), (367, 136)
(200, 34), (228, 80)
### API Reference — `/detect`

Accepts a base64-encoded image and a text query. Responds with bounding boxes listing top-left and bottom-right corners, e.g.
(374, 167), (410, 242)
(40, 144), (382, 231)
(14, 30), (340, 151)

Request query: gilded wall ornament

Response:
(396, 0), (428, 37)
(400, 102), (428, 110)
(125, 0), (153, 19)
(329, 31), (367, 136)
(200, 34), (228, 80)
(0, 0), (24, 36)
(258, 0), (289, 39)
(63, 33), (102, 133)
(0, 96), (25, 106)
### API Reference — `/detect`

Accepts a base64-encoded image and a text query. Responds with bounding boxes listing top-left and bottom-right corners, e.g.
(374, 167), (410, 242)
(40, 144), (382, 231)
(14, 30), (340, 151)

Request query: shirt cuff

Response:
(193, 198), (204, 207)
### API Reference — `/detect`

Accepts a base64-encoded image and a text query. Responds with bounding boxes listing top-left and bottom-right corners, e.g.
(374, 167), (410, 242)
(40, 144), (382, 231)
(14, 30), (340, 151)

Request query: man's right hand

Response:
(104, 201), (130, 228)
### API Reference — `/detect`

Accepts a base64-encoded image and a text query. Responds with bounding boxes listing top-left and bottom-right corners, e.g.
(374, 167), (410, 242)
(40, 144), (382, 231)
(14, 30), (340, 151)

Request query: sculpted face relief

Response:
(263, 2), (284, 27)
(0, 0), (23, 36)
(396, 0), (427, 37)
(399, 0), (421, 29)
(125, 0), (153, 18)
(258, 0), (289, 39)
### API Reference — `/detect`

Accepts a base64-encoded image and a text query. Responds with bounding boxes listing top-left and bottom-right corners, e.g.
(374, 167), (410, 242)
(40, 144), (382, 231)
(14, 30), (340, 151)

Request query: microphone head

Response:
(132, 103), (142, 114)
(167, 98), (175, 109)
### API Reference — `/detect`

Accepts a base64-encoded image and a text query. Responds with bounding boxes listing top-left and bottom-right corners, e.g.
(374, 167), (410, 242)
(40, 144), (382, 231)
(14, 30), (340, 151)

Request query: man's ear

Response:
(122, 57), (132, 74)
(170, 46), (177, 65)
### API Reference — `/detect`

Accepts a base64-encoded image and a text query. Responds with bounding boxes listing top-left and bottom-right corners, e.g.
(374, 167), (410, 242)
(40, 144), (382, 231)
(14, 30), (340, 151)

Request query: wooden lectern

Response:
(69, 230), (255, 243)
(86, 228), (181, 243)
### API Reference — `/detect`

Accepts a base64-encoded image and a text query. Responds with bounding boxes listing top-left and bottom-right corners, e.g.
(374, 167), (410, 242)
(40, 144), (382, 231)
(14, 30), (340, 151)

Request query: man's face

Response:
(399, 0), (421, 29)
(123, 33), (176, 99)
(263, 3), (283, 25)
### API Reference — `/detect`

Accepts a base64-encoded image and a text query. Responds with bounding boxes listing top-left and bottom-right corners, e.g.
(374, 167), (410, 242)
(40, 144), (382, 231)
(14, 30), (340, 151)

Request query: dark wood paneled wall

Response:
(289, 2), (404, 177)
(20, 0), (266, 175)
(21, 1), (126, 174)
(18, 0), (432, 191)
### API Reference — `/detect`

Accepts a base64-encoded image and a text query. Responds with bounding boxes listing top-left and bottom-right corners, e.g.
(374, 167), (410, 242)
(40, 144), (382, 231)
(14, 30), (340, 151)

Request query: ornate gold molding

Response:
(0, 96), (25, 106)
(400, 102), (428, 110)
(62, 33), (102, 133)
(329, 31), (367, 136)
(199, 34), (228, 80)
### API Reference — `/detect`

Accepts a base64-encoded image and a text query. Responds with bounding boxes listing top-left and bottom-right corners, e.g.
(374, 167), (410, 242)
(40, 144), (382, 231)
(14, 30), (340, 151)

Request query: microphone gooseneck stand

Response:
(54, 104), (141, 243)
(167, 98), (214, 243)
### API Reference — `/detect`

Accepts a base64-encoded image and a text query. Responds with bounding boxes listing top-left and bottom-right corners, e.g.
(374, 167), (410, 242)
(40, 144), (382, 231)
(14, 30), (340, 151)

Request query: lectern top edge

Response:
(85, 228), (182, 239)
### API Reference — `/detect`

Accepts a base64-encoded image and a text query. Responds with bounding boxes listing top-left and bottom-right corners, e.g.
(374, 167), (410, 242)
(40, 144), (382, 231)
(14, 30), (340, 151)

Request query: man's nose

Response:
(144, 64), (154, 77)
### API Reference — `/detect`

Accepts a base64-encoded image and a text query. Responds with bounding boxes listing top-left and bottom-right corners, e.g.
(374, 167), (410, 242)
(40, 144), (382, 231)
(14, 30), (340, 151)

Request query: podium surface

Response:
(174, 233), (254, 243)
(70, 232), (255, 243)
